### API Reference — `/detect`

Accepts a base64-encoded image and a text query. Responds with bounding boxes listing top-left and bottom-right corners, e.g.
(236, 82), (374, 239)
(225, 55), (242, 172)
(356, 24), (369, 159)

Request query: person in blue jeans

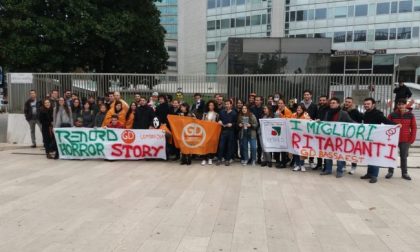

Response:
(360, 98), (398, 183)
(216, 100), (237, 166)
(319, 97), (354, 178)
(237, 105), (258, 166)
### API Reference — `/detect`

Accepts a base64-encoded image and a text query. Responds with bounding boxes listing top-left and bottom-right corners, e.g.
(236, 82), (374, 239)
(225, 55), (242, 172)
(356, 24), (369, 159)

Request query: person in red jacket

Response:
(106, 114), (125, 129)
(386, 98), (417, 180)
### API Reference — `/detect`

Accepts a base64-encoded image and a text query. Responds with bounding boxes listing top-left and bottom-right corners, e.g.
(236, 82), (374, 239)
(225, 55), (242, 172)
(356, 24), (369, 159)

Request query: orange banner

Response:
(167, 115), (222, 154)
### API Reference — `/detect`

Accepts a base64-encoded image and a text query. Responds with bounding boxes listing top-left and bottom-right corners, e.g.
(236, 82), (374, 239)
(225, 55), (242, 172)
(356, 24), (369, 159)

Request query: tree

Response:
(0, 0), (168, 73)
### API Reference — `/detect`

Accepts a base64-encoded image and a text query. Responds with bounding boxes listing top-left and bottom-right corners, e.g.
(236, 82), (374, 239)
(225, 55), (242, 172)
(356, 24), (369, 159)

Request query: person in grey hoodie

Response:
(53, 97), (73, 128)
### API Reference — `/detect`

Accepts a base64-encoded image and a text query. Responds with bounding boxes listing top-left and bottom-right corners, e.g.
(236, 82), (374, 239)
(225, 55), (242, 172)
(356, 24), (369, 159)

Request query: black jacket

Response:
(394, 85), (412, 100)
(317, 105), (329, 122)
(345, 108), (363, 123)
(133, 105), (155, 129)
(38, 107), (53, 129)
(362, 108), (395, 125)
(191, 100), (205, 119)
(301, 102), (318, 119)
(156, 102), (171, 125)
(323, 108), (354, 123)
(24, 99), (42, 121)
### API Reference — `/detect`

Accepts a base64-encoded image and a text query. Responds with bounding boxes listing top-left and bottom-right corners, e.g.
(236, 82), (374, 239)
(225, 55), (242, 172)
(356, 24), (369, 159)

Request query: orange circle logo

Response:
(181, 123), (206, 148)
(121, 130), (136, 144)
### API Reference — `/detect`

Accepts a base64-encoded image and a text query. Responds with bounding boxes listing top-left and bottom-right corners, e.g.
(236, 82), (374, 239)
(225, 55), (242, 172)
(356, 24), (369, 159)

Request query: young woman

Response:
(291, 104), (310, 172)
(38, 99), (55, 159)
(259, 105), (273, 167)
(125, 102), (137, 129)
(201, 100), (219, 166)
(178, 102), (195, 165)
(237, 105), (258, 166)
(53, 97), (73, 128)
(81, 101), (95, 127)
(234, 99), (245, 160)
(94, 104), (108, 127)
(71, 98), (82, 125)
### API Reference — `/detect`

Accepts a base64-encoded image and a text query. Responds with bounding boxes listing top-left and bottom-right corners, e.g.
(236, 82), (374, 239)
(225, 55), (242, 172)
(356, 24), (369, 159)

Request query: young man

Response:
(251, 96), (264, 164)
(386, 99), (416, 180)
(216, 100), (237, 166)
(191, 93), (205, 119)
(314, 95), (329, 170)
(133, 97), (155, 129)
(106, 114), (125, 129)
(216, 95), (224, 112)
(64, 90), (72, 107)
(360, 98), (396, 184)
(342, 97), (363, 174)
(24, 90), (42, 148)
(155, 95), (171, 125)
(393, 80), (412, 108)
(301, 90), (318, 168)
(320, 97), (354, 178)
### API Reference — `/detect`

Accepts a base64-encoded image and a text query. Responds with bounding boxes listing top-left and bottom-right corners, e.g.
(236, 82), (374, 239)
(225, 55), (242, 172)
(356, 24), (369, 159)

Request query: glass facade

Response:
(156, 0), (178, 40)
(206, 0), (272, 74)
(285, 0), (420, 77)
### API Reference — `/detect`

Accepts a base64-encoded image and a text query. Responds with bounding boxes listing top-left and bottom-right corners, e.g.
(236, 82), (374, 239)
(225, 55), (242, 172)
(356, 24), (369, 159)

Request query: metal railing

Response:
(7, 73), (394, 114)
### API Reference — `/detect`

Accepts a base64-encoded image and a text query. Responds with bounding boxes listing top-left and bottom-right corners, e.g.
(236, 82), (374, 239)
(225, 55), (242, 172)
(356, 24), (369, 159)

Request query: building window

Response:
(296, 34), (307, 38)
(314, 33), (326, 38)
(290, 11), (296, 21)
(208, 0), (216, 9)
(413, 27), (420, 38)
(230, 18), (235, 28)
(346, 31), (353, 42)
(168, 61), (177, 67)
(251, 15), (261, 25)
(315, 8), (327, 19)
(376, 2), (390, 14)
(207, 43), (216, 52)
(236, 16), (245, 27)
(335, 6), (347, 18)
(221, 0), (230, 7)
(221, 19), (230, 29)
(355, 4), (368, 16)
(216, 20), (221, 29)
(415, 0), (420, 11)
(334, 32), (346, 43)
(236, 0), (245, 5)
(375, 29), (389, 40)
(246, 16), (251, 26)
(399, 0), (413, 12)
(354, 30), (367, 41)
(389, 28), (397, 39)
(167, 46), (177, 52)
(391, 1), (398, 13)
(296, 10), (307, 21)
(398, 27), (411, 39)
(262, 14), (267, 24)
(348, 5), (354, 16)
(308, 9), (315, 20)
(207, 20), (215, 30)
(206, 63), (217, 75)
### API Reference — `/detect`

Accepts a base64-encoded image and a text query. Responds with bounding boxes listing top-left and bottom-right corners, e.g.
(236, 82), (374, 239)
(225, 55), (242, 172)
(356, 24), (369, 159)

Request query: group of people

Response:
(24, 80), (416, 183)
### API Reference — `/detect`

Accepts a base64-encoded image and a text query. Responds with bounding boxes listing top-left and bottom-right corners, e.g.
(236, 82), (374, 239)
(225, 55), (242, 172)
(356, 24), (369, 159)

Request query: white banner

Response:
(53, 128), (166, 160)
(260, 118), (400, 168)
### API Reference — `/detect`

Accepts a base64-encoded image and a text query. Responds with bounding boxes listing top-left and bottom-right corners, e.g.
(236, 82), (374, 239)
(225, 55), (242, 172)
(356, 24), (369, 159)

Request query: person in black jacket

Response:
(393, 80), (412, 108)
(191, 93), (205, 120)
(155, 95), (171, 125)
(301, 89), (318, 168)
(360, 97), (396, 184)
(24, 90), (42, 148)
(342, 97), (363, 174)
(38, 99), (56, 159)
(133, 97), (155, 129)
(314, 95), (329, 170)
(250, 96), (264, 164)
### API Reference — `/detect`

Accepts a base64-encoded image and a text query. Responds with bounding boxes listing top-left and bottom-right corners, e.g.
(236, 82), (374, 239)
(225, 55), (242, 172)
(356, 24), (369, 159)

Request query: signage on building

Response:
(334, 49), (387, 56)
(10, 73), (33, 84)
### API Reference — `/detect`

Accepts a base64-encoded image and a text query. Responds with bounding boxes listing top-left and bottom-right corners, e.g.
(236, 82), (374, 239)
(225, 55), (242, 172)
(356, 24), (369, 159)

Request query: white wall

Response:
(271, 0), (285, 37)
(177, 0), (207, 75)
(7, 114), (43, 145)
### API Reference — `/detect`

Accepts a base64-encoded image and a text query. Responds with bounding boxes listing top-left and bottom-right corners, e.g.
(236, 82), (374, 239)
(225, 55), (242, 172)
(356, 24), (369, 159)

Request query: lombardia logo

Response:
(181, 123), (206, 148)
(271, 126), (281, 136)
(121, 130), (136, 144)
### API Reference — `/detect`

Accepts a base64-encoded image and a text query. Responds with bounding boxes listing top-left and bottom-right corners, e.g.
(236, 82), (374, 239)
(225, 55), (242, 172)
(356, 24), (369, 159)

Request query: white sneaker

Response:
(242, 160), (247, 166)
(301, 166), (306, 172)
(208, 159), (212, 165)
(201, 160), (206, 166)
(349, 167), (356, 175)
(251, 161), (256, 166)
(310, 163), (316, 169)
(293, 166), (301, 171)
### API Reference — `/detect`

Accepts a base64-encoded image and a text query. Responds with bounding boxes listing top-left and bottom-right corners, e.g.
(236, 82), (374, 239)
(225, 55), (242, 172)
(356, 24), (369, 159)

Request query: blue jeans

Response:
(367, 165), (380, 178)
(293, 155), (304, 166)
(217, 130), (235, 161)
(240, 136), (257, 162)
(325, 159), (346, 174)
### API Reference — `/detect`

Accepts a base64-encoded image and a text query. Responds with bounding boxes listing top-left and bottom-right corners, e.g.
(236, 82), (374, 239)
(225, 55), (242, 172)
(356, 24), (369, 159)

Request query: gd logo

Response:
(181, 123), (206, 148)
(121, 130), (136, 144)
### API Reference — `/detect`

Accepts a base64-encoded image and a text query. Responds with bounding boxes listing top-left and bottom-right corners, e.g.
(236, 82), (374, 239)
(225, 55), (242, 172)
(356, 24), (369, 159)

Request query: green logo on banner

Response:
(271, 126), (281, 136)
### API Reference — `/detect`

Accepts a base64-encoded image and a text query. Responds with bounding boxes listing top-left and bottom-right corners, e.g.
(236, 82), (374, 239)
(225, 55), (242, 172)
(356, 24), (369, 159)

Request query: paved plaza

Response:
(1, 146), (420, 252)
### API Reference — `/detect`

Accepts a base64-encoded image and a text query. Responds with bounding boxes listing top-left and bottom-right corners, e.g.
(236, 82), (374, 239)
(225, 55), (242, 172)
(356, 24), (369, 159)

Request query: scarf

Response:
(326, 107), (341, 121)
